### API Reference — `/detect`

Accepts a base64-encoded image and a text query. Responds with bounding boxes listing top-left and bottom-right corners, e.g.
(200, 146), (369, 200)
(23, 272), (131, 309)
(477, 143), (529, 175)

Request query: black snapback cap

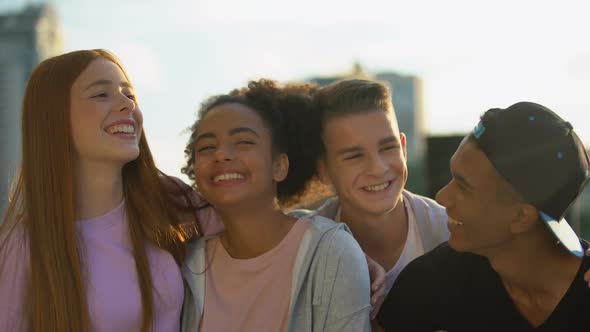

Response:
(471, 102), (589, 257)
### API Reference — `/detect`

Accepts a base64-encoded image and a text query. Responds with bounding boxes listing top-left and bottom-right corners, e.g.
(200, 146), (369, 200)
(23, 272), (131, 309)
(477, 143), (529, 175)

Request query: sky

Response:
(2, 0), (590, 181)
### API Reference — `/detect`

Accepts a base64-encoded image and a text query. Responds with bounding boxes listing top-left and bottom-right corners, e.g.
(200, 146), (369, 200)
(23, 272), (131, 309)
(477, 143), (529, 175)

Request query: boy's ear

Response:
(400, 132), (407, 160)
(509, 203), (540, 234)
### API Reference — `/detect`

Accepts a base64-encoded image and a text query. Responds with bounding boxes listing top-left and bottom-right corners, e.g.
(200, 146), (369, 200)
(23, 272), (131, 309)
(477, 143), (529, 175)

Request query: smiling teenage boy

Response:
(377, 102), (590, 331)
(294, 79), (449, 309)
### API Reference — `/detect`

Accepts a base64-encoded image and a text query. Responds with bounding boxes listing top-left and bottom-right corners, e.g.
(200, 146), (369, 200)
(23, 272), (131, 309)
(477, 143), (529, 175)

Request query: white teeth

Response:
(213, 173), (244, 182)
(107, 124), (135, 135)
(363, 182), (389, 192)
(448, 218), (464, 226)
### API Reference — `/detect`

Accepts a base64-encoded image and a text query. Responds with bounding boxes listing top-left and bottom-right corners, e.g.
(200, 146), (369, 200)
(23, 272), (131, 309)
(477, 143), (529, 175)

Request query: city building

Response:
(0, 3), (62, 217)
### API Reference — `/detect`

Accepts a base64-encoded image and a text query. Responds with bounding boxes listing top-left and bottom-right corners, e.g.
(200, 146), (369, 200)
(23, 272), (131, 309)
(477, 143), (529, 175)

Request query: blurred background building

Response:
(0, 3), (62, 218)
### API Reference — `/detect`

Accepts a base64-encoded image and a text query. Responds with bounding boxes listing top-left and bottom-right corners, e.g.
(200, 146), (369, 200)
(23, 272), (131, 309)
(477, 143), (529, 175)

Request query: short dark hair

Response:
(314, 78), (393, 116)
(182, 79), (319, 205)
(311, 79), (397, 158)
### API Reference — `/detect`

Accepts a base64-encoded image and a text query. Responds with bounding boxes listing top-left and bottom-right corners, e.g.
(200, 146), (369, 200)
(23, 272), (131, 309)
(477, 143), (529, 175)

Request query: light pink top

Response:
(0, 200), (223, 331)
(200, 218), (311, 332)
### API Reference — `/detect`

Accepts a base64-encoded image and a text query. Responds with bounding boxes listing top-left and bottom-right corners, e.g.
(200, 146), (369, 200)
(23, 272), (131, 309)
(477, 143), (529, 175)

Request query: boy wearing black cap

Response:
(377, 102), (590, 331)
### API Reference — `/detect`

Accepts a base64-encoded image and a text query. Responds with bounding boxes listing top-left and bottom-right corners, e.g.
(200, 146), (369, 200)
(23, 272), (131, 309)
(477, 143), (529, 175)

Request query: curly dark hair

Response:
(181, 79), (320, 205)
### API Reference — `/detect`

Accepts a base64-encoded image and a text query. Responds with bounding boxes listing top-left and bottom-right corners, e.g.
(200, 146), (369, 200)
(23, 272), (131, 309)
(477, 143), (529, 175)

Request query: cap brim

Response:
(540, 211), (583, 257)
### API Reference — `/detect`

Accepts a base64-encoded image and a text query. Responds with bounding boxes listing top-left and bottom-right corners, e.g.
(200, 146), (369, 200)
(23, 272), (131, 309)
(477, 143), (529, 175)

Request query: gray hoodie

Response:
(180, 216), (371, 332)
(291, 190), (450, 254)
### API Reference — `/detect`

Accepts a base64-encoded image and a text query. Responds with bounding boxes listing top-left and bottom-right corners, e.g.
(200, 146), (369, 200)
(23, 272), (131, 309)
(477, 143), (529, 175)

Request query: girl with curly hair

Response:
(180, 79), (372, 331)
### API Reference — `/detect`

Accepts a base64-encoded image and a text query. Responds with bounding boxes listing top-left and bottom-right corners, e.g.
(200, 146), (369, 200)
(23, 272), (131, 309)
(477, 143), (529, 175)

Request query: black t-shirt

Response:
(377, 241), (590, 332)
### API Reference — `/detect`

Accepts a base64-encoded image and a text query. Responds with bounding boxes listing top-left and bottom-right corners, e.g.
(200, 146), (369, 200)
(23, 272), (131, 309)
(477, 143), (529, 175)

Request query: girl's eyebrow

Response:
(194, 132), (216, 144)
(84, 79), (132, 91)
(194, 127), (260, 145)
(229, 127), (259, 137)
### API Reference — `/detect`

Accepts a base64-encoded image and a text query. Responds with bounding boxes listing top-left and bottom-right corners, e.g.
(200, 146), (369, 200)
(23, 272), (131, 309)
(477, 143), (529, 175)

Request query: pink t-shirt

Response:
(200, 218), (311, 332)
(0, 200), (222, 331)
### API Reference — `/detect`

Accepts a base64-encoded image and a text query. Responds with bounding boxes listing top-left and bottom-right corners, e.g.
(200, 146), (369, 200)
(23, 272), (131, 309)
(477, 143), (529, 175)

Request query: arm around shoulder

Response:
(159, 175), (224, 236)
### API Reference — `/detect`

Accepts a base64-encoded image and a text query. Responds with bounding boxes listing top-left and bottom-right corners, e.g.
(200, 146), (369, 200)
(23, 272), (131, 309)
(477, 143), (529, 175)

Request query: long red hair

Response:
(0, 49), (191, 332)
